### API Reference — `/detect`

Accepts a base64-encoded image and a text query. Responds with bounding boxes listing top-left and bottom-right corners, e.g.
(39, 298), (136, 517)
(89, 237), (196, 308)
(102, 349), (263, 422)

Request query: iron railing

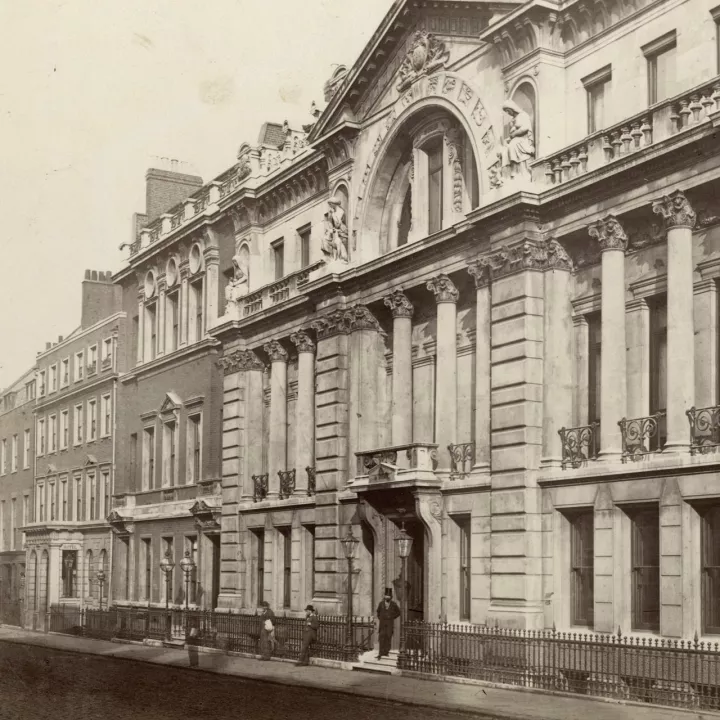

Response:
(45, 605), (375, 663)
(400, 622), (720, 711)
(687, 405), (720, 455)
(558, 423), (600, 469)
(252, 474), (269, 502)
(448, 443), (475, 476)
(306, 466), (316, 496)
(618, 412), (665, 462)
(278, 469), (296, 500)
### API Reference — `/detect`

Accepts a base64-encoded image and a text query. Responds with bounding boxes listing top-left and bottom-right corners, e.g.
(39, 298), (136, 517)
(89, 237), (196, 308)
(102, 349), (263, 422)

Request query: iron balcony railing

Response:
(252, 473), (269, 502)
(278, 469), (296, 500)
(306, 466), (316, 496)
(448, 443), (475, 477)
(558, 423), (600, 469)
(687, 405), (720, 455)
(45, 605), (375, 663)
(400, 621), (720, 712)
(618, 412), (666, 462)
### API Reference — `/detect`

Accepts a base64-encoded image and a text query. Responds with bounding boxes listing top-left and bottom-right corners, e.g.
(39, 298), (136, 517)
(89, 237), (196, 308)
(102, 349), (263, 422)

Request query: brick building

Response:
(95, 0), (720, 653)
(24, 270), (125, 620)
(0, 368), (36, 609)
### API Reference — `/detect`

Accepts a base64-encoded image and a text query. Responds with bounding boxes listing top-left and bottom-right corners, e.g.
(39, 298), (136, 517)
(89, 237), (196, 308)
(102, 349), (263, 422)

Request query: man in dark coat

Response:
(296, 604), (319, 666)
(376, 588), (401, 659)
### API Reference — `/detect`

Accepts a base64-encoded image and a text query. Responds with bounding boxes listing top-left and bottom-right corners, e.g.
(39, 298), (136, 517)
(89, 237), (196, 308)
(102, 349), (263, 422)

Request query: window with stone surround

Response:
(162, 420), (177, 487)
(11, 435), (17, 473)
(50, 363), (57, 393)
(74, 403), (84, 445)
(278, 527), (292, 609)
(49, 414), (57, 453)
(630, 506), (660, 632)
(37, 418), (46, 456)
(142, 538), (152, 601)
(146, 303), (157, 360)
(190, 280), (203, 343)
(643, 31), (678, 106)
(426, 138), (444, 235)
(253, 529), (265, 606)
(298, 225), (311, 269)
(166, 291), (179, 352)
(457, 515), (472, 621)
(583, 65), (611, 134)
(61, 358), (69, 388)
(60, 410), (69, 450)
(75, 475), (83, 521)
(87, 399), (97, 442)
(273, 239), (285, 280)
(60, 478), (68, 522)
(75, 351), (84, 382)
(62, 550), (78, 598)
(23, 429), (30, 469)
(187, 414), (201, 485)
(587, 312), (602, 425)
(702, 504), (720, 634)
(39, 370), (46, 397)
(143, 426), (156, 490)
(101, 394), (111, 437)
(569, 510), (594, 627)
(649, 295), (667, 448)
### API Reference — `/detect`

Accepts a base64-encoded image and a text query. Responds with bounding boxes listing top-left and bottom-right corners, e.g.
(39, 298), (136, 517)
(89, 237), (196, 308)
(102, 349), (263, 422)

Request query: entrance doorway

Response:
(209, 535), (221, 610)
(393, 520), (424, 623)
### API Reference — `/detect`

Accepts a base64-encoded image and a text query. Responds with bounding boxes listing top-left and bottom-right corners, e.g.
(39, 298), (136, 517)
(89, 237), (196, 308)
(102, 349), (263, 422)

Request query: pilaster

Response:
(625, 299), (650, 418)
(291, 331), (316, 494)
(265, 340), (289, 499)
(694, 279), (718, 407)
(572, 316), (589, 426)
(384, 290), (414, 447)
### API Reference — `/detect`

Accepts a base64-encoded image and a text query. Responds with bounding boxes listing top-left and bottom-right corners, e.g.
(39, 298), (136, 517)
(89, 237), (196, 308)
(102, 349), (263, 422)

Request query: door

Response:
(631, 508), (660, 631)
(406, 521), (425, 623)
(210, 535), (221, 610)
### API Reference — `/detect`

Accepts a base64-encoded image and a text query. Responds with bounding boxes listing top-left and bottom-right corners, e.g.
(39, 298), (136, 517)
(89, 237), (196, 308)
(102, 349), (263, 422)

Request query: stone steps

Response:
(351, 648), (400, 675)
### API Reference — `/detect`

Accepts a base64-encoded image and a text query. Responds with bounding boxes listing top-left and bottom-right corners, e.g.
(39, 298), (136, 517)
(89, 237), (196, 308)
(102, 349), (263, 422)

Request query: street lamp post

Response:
(340, 526), (360, 651)
(394, 515), (413, 653)
(180, 550), (196, 612)
(159, 551), (175, 639)
(96, 569), (106, 611)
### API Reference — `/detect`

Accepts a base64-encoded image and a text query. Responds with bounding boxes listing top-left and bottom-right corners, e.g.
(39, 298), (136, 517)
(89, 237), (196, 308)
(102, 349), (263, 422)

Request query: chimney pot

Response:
(84, 270), (91, 280)
(58, 336), (63, 343)
(45, 342), (51, 350)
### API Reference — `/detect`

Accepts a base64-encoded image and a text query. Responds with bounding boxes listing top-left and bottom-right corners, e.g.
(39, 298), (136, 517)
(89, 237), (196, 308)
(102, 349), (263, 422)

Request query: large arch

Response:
(359, 99), (483, 262)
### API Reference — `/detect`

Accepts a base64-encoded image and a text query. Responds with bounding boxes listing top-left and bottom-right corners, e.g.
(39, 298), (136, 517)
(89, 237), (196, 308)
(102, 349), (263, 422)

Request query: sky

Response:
(0, 0), (392, 389)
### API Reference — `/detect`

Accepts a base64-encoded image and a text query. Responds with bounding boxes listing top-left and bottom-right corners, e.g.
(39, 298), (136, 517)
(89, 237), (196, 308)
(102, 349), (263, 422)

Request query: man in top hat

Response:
(376, 588), (401, 660)
(296, 604), (320, 666)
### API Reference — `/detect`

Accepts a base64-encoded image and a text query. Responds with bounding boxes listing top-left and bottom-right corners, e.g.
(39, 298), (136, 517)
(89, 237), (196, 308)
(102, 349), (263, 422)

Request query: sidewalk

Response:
(0, 624), (713, 720)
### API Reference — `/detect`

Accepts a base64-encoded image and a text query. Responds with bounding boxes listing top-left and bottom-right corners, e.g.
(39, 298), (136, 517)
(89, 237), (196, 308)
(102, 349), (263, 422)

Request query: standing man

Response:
(257, 601), (276, 661)
(376, 588), (401, 659)
(296, 604), (319, 666)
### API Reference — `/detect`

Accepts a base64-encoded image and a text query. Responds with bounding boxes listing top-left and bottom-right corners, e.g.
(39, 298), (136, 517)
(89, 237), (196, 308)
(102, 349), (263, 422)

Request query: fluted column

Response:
(136, 290), (145, 366)
(541, 240), (574, 468)
(264, 340), (288, 498)
(384, 290), (414, 446)
(291, 331), (315, 494)
(427, 274), (459, 470)
(467, 260), (492, 474)
(653, 190), (696, 451)
(588, 215), (628, 460)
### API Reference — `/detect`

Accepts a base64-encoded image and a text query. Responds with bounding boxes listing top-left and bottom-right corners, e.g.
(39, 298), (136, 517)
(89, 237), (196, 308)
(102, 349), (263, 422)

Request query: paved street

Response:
(0, 642), (481, 720)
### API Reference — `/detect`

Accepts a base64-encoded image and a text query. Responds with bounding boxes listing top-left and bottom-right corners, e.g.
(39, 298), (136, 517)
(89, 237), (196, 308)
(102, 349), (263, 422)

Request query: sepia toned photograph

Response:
(0, 0), (718, 718)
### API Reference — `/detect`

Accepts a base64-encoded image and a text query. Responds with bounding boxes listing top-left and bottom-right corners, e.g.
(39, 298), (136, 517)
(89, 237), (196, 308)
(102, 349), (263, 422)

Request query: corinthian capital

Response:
(218, 349), (265, 375)
(263, 340), (288, 363)
(290, 330), (315, 354)
(652, 189), (696, 230)
(588, 214), (628, 252)
(426, 274), (459, 304)
(345, 305), (380, 333)
(384, 289), (414, 318)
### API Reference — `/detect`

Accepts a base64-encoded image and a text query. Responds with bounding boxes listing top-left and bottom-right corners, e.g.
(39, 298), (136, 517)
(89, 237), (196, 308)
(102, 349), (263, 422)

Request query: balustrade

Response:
(618, 412), (666, 462)
(269, 278), (290, 304)
(243, 290), (263, 317)
(355, 443), (439, 482)
(305, 466), (316, 496)
(558, 423), (600, 469)
(278, 469), (296, 499)
(448, 443), (475, 477)
(252, 474), (269, 502)
(687, 405), (720, 455)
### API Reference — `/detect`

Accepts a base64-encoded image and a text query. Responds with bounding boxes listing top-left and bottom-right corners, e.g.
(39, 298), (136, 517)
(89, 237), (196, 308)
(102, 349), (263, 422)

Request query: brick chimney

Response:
(145, 160), (203, 224)
(81, 270), (122, 329)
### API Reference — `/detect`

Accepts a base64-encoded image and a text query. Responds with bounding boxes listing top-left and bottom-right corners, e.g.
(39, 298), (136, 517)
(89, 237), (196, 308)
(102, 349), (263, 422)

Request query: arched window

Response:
(425, 137), (444, 235)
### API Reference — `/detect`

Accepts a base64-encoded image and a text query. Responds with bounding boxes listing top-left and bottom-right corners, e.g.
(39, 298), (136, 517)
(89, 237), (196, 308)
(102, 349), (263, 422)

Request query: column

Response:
(136, 291), (145, 365)
(291, 331), (315, 493)
(573, 316), (589, 426)
(244, 352), (265, 499)
(625, 299), (650, 418)
(427, 274), (458, 470)
(383, 290), (414, 446)
(467, 260), (491, 474)
(157, 277), (166, 357)
(541, 240), (573, 468)
(694, 279), (718, 407)
(204, 248), (220, 331)
(588, 215), (628, 460)
(653, 190), (696, 451)
(179, 264), (189, 347)
(264, 340), (288, 498)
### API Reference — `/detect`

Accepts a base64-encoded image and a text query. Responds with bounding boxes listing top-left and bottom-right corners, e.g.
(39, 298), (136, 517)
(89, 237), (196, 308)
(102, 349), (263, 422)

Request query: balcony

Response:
(618, 412), (666, 463)
(252, 474), (268, 502)
(448, 442), (475, 478)
(558, 423), (600, 469)
(352, 443), (439, 490)
(278, 469), (296, 499)
(237, 260), (325, 319)
(687, 405), (720, 455)
(533, 76), (720, 189)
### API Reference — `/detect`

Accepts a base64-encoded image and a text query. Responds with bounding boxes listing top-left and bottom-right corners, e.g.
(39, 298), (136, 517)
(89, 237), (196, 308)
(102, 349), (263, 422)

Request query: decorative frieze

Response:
(427, 274), (459, 304)
(397, 31), (450, 93)
(290, 330), (316, 354)
(444, 126), (464, 213)
(652, 189), (696, 229)
(384, 289), (414, 318)
(588, 214), (628, 252)
(263, 340), (289, 363)
(218, 349), (265, 375)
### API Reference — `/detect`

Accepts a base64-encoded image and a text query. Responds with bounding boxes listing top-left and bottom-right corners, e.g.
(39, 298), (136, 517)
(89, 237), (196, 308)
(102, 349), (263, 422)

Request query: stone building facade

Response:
(24, 271), (125, 618)
(101, 0), (720, 642)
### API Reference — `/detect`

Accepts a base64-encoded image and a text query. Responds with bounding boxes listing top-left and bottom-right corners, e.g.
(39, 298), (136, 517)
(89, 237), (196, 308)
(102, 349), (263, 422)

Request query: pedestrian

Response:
(376, 587), (401, 659)
(187, 625), (199, 668)
(257, 600), (276, 661)
(296, 605), (319, 666)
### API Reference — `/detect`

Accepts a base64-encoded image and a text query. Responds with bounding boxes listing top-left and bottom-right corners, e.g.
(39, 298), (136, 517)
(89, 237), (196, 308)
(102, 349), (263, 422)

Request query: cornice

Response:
(120, 338), (220, 385)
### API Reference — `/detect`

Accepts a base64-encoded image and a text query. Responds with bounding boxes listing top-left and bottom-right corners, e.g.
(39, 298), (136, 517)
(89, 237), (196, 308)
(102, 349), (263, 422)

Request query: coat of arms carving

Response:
(397, 31), (449, 92)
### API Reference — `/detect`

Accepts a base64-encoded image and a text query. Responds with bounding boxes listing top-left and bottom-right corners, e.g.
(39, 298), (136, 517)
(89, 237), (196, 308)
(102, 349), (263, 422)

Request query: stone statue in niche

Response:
(322, 194), (349, 263)
(497, 99), (535, 181)
(224, 241), (249, 312)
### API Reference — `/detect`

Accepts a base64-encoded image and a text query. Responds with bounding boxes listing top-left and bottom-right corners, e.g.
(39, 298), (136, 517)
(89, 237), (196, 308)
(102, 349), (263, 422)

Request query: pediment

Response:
(310, 1), (519, 142)
(84, 455), (97, 467)
(159, 391), (182, 417)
